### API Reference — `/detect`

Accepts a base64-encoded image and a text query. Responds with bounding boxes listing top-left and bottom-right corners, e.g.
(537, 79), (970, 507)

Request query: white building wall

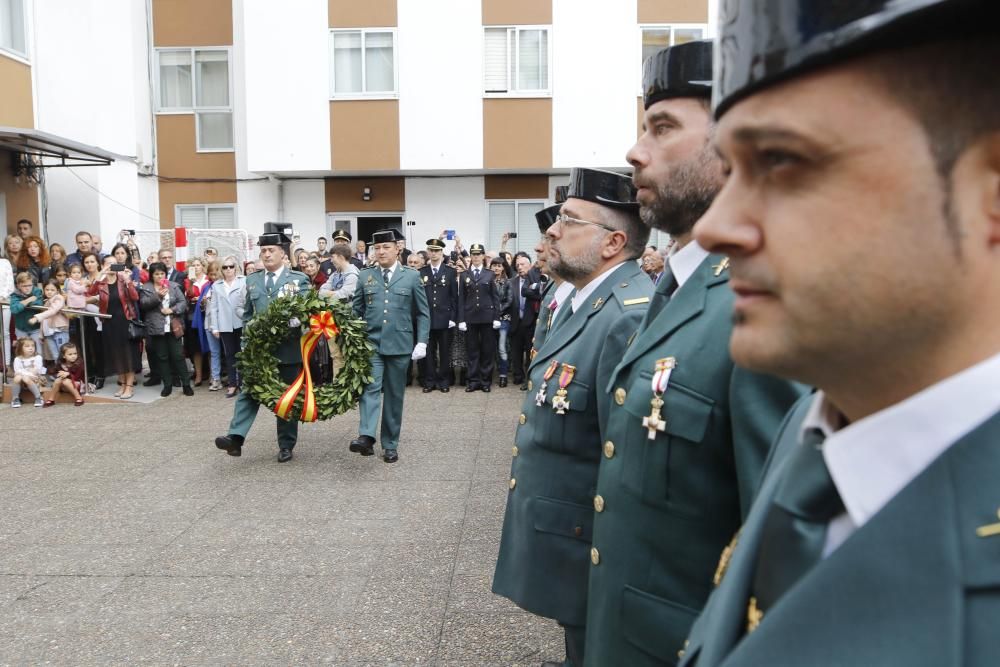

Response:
(397, 0), (483, 170)
(551, 0), (637, 170)
(240, 1), (330, 173)
(235, 178), (278, 240)
(282, 180), (327, 245)
(404, 176), (485, 248)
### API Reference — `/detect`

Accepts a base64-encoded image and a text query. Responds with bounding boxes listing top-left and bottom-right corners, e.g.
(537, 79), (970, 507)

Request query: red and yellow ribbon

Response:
(273, 311), (340, 422)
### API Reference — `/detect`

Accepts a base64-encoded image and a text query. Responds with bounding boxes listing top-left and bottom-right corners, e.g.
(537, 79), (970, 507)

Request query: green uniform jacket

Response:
(492, 261), (653, 626)
(679, 402), (1000, 667)
(585, 254), (806, 666)
(530, 279), (557, 359)
(353, 264), (430, 354)
(244, 268), (310, 364)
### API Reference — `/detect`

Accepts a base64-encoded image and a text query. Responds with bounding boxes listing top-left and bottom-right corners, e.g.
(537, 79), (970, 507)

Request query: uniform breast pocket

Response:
(539, 379), (592, 455)
(620, 372), (714, 508)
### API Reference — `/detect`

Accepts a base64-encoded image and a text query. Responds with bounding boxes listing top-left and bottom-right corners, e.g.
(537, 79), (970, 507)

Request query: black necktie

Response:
(644, 264), (678, 322)
(383, 268), (390, 287)
(752, 428), (844, 615)
(265, 272), (275, 293)
(474, 269), (480, 280)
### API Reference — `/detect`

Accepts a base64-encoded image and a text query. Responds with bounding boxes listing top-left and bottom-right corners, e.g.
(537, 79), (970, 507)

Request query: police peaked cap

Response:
(425, 238), (446, 250)
(332, 230), (352, 242)
(566, 168), (639, 212)
(643, 39), (713, 109)
(713, 0), (998, 118)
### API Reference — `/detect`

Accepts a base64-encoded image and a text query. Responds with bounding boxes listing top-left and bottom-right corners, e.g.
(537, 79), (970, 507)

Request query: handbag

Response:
(170, 316), (185, 339)
(127, 319), (145, 340)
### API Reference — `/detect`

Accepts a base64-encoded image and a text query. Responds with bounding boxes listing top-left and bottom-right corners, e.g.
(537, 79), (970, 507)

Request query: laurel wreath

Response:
(238, 291), (373, 421)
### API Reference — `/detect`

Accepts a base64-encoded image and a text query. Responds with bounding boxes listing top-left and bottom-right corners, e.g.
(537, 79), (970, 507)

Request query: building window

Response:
(0, 0), (26, 56)
(640, 25), (706, 69)
(176, 204), (237, 229)
(487, 200), (545, 256)
(484, 26), (550, 95)
(156, 48), (233, 151)
(329, 29), (397, 97)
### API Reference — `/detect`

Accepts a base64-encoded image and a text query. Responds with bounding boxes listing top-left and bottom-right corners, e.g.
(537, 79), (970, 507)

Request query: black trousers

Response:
(465, 323), (496, 387)
(219, 329), (243, 388)
(148, 334), (190, 387)
(508, 323), (533, 383)
(422, 328), (452, 388)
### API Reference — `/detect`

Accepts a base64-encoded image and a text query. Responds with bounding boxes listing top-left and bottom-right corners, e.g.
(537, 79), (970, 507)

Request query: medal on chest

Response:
(534, 359), (560, 407)
(551, 363), (576, 415)
(545, 298), (557, 331)
(643, 357), (676, 439)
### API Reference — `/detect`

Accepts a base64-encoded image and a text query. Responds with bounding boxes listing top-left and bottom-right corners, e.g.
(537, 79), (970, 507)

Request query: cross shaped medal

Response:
(643, 395), (666, 440)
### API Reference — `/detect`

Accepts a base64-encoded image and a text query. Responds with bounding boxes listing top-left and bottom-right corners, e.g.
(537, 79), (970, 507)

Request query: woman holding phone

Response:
(86, 244), (140, 398)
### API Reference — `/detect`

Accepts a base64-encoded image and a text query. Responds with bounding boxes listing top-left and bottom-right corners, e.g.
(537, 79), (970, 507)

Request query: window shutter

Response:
(484, 28), (509, 93)
(515, 202), (544, 256)
(487, 202), (516, 252)
(207, 207), (236, 229)
(178, 207), (207, 228)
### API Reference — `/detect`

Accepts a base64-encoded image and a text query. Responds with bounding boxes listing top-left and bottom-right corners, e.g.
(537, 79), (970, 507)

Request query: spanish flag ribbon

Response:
(274, 311), (340, 422)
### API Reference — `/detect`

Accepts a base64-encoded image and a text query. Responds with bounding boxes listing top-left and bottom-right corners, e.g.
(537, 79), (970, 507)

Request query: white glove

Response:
(288, 317), (301, 328)
(458, 322), (467, 332)
(448, 320), (456, 329)
(492, 320), (501, 330)
(411, 342), (427, 361)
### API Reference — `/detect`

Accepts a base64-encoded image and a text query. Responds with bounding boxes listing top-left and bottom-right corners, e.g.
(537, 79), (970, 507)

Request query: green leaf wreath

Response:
(238, 291), (373, 421)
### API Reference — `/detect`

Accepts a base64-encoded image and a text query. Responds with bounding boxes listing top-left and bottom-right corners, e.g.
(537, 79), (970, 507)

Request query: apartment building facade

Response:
(3, 0), (713, 255)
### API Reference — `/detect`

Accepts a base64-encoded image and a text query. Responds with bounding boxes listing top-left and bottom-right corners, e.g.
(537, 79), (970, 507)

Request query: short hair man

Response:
(215, 232), (310, 463)
(529, 205), (575, 357)
(16, 219), (33, 239)
(418, 238), (460, 392)
(157, 248), (184, 284)
(65, 231), (98, 267)
(678, 2), (1000, 665)
(493, 168), (655, 667)
(316, 236), (329, 258)
(584, 40), (805, 665)
(350, 229), (430, 463)
(506, 254), (542, 390)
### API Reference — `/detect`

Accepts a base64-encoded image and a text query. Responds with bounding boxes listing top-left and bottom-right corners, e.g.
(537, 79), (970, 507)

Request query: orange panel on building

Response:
(152, 0), (233, 47)
(483, 99), (552, 170)
(0, 55), (34, 128)
(330, 101), (400, 171)
(482, 0), (551, 26)
(329, 0), (397, 28)
(325, 177), (405, 212)
(158, 181), (237, 228)
(156, 114), (236, 180)
(0, 159), (40, 233)
(484, 175), (549, 200)
(637, 0), (708, 24)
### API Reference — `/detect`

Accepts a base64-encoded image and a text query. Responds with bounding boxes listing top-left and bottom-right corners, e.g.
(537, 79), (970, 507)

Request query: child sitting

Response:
(11, 337), (45, 408)
(43, 342), (85, 407)
(29, 280), (70, 362)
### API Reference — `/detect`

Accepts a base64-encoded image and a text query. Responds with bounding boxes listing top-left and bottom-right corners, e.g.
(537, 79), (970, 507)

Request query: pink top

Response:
(65, 277), (89, 309)
(33, 294), (70, 334)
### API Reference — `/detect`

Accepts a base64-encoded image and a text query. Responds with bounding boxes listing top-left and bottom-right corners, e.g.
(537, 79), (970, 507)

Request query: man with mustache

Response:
(679, 1), (1000, 665)
(584, 40), (805, 666)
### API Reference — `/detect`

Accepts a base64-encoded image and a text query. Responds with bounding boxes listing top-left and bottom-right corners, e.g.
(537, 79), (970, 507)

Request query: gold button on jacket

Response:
(603, 441), (615, 458)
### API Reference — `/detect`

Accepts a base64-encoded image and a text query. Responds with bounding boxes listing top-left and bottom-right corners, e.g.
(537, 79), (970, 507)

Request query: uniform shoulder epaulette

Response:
(613, 279), (652, 308)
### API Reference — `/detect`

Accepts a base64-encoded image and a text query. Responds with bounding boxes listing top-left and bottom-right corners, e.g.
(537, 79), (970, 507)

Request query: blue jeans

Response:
(497, 321), (510, 376)
(205, 331), (222, 380)
(45, 330), (70, 360)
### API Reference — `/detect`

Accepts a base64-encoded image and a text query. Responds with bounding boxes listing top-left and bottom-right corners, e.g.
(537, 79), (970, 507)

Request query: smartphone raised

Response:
(110, 263), (127, 272)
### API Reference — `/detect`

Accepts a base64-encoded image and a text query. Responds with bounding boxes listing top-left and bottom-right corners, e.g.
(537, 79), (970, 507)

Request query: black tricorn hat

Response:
(566, 168), (639, 211)
(426, 238), (446, 250)
(258, 232), (291, 248)
(371, 229), (405, 245)
(535, 204), (561, 234)
(713, 0), (996, 118)
(643, 39), (713, 110)
(332, 229), (352, 242)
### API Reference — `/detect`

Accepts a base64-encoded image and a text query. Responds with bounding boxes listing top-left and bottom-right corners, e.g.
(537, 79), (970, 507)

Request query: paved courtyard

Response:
(0, 384), (563, 665)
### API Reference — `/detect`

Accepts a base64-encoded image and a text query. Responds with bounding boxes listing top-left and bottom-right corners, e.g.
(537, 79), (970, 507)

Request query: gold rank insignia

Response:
(976, 508), (1000, 538)
(422, 276), (428, 283)
(747, 596), (763, 633)
(366, 274), (376, 285)
(713, 531), (740, 586)
(592, 297), (604, 309)
(713, 257), (730, 276)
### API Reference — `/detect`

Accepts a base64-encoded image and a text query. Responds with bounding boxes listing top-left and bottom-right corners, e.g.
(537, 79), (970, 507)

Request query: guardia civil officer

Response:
(214, 232), (311, 463)
(530, 204), (574, 358)
(584, 41), (806, 666)
(350, 229), (430, 463)
(493, 168), (654, 667)
(418, 238), (458, 392)
(679, 2), (1000, 665)
(458, 243), (501, 392)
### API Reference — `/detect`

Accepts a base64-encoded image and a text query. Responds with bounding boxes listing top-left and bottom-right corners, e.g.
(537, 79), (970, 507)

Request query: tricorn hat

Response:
(713, 0), (996, 118)
(257, 232), (291, 248)
(426, 238), (446, 250)
(566, 168), (639, 211)
(643, 39), (713, 109)
(371, 229), (405, 245)
(535, 204), (561, 234)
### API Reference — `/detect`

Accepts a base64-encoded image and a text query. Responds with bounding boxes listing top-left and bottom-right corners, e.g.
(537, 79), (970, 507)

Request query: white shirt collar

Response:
(551, 281), (575, 319)
(571, 261), (626, 313)
(265, 266), (285, 282)
(379, 262), (400, 281)
(668, 240), (710, 288)
(804, 351), (1000, 544)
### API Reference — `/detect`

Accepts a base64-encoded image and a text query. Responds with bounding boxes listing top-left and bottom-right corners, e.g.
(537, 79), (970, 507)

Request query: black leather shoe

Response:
(498, 376), (508, 388)
(277, 448), (293, 463)
(215, 435), (243, 456)
(182, 384), (194, 396)
(143, 377), (160, 387)
(520, 383), (529, 391)
(481, 385), (491, 392)
(349, 435), (375, 456)
(161, 385), (172, 397)
(382, 449), (398, 463)
(422, 386), (434, 393)
(439, 385), (450, 393)
(93, 377), (105, 390)
(465, 384), (479, 392)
